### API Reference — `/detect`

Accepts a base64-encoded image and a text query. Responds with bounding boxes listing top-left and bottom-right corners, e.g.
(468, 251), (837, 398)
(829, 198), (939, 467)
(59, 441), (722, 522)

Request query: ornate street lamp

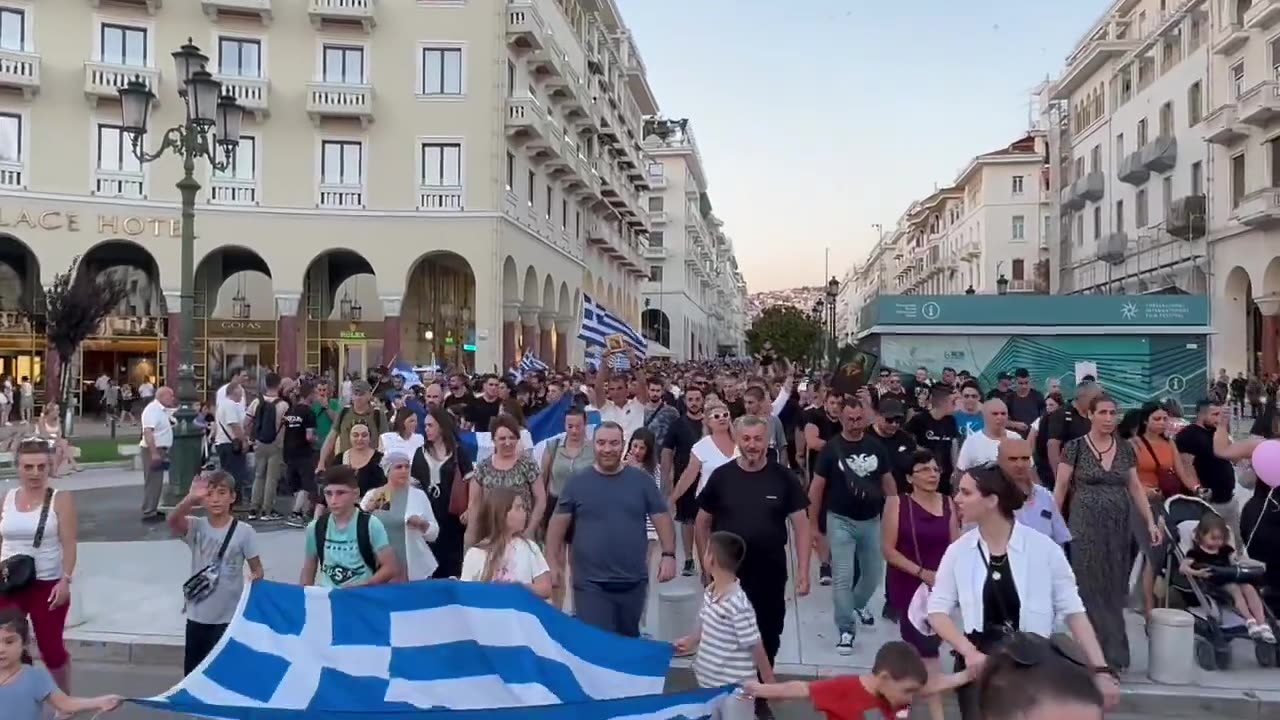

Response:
(339, 291), (353, 321)
(118, 38), (245, 506)
(824, 276), (839, 371)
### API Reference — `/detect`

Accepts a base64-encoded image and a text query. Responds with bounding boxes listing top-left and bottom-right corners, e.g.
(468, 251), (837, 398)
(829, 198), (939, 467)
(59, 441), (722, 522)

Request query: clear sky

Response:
(617, 0), (1113, 291)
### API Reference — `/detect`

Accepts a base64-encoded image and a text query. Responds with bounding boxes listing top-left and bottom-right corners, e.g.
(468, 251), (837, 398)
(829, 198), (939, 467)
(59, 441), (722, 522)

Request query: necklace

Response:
(1085, 433), (1114, 459)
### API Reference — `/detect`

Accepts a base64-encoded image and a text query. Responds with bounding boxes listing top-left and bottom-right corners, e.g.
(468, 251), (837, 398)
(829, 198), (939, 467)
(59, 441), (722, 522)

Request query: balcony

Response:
(648, 209), (668, 225)
(1167, 194), (1207, 239)
(1139, 136), (1177, 174)
(318, 183), (363, 209)
(1052, 24), (1139, 99)
(308, 0), (375, 31)
(1060, 186), (1085, 212)
(1244, 0), (1280, 30)
(506, 2), (545, 52)
(648, 173), (667, 190)
(88, 0), (160, 12)
(305, 82), (373, 126)
(209, 176), (257, 205)
(215, 75), (268, 118)
(643, 244), (667, 260)
(94, 169), (144, 199)
(1233, 189), (1280, 227)
(202, 0), (271, 23)
(1099, 232), (1128, 264)
(1073, 170), (1105, 203)
(0, 160), (21, 189)
(418, 186), (463, 212)
(505, 96), (549, 142)
(84, 62), (158, 106)
(1204, 104), (1248, 144)
(0, 49), (38, 98)
(1117, 150), (1149, 185)
(1213, 23), (1250, 56)
(1237, 82), (1280, 126)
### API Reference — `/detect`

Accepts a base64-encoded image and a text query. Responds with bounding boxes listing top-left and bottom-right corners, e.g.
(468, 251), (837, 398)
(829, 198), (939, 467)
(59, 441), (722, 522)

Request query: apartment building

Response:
(639, 117), (747, 359)
(1203, 0), (1280, 376)
(1045, 0), (1211, 299)
(0, 0), (656, 396)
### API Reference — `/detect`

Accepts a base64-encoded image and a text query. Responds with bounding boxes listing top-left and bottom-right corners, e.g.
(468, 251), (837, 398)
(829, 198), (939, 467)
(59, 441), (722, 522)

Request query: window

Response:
(97, 124), (141, 173)
(575, 211), (581, 238)
(214, 136), (255, 180)
(1136, 188), (1148, 227)
(0, 8), (24, 52)
(1116, 199), (1125, 232)
(650, 230), (664, 247)
(506, 60), (515, 98)
(320, 140), (362, 185)
(1076, 214), (1084, 246)
(505, 151), (514, 191)
(1188, 82), (1203, 125)
(1162, 176), (1173, 216)
(1011, 259), (1025, 281)
(420, 142), (460, 187)
(1159, 102), (1174, 138)
(526, 170), (534, 207)
(648, 196), (664, 211)
(1089, 145), (1101, 172)
(1271, 138), (1280, 187)
(1231, 152), (1246, 208)
(1232, 62), (1245, 99)
(322, 45), (364, 84)
(1115, 133), (1125, 158)
(649, 266), (663, 282)
(101, 24), (147, 66)
(1137, 118), (1148, 146)
(545, 185), (552, 220)
(561, 199), (567, 229)
(0, 113), (19, 164)
(1011, 215), (1025, 240)
(1093, 205), (1102, 240)
(1191, 161), (1203, 196)
(218, 38), (261, 78)
(1011, 175), (1025, 195)
(420, 47), (463, 96)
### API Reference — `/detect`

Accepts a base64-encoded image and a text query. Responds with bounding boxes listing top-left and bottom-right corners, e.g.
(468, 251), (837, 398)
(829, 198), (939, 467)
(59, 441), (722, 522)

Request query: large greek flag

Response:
(458, 394), (599, 466)
(132, 581), (734, 719)
(578, 294), (647, 357)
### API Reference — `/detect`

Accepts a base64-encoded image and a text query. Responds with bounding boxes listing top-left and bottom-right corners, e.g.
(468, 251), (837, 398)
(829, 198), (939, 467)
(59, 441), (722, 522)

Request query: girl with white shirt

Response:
(461, 487), (551, 599)
(926, 465), (1117, 720)
(380, 408), (425, 459)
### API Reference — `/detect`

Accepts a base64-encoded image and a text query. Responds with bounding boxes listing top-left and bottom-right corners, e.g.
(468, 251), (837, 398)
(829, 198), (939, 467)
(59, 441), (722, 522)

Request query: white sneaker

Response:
(836, 631), (854, 655)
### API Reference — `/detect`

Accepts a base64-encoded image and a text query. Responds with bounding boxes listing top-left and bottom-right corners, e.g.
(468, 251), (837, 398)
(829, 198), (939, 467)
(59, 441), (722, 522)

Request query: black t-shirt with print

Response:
(905, 411), (958, 494)
(815, 434), (892, 522)
(870, 426), (918, 495)
(282, 400), (317, 459)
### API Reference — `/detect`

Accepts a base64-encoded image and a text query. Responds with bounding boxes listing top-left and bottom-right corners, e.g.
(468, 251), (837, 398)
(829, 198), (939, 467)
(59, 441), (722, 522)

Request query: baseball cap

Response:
(352, 379), (372, 394)
(879, 398), (906, 420)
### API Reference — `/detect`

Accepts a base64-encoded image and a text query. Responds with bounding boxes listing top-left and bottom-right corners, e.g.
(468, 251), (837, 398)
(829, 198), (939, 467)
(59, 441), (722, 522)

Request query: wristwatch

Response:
(1092, 665), (1119, 680)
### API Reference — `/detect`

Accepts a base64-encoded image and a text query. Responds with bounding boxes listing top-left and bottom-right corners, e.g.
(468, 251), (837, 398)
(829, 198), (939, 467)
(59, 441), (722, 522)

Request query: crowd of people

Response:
(3, 351), (1279, 720)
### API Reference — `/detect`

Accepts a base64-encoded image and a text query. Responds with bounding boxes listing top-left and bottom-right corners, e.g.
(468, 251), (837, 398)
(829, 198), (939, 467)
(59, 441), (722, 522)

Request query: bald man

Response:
(955, 399), (1022, 471)
(998, 437), (1070, 546)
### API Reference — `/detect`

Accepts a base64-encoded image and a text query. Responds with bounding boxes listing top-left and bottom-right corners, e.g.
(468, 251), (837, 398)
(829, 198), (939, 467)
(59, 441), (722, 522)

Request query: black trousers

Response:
(738, 559), (787, 666)
(184, 620), (228, 675)
(574, 581), (647, 638)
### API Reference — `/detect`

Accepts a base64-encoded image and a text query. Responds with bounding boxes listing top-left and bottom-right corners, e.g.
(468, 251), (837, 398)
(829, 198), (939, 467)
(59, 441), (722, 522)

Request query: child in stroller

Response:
(1159, 495), (1278, 670)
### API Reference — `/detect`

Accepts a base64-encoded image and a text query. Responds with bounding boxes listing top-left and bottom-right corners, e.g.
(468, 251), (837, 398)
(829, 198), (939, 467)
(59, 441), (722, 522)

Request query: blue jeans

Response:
(828, 512), (882, 636)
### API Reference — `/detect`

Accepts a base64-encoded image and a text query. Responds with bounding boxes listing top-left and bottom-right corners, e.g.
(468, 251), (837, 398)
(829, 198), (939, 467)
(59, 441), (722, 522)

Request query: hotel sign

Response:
(0, 207), (181, 237)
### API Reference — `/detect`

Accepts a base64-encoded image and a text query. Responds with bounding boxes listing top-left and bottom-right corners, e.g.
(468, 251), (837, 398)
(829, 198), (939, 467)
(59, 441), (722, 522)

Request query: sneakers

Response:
(1248, 620), (1278, 644)
(835, 631), (854, 655)
(819, 563), (832, 586)
(258, 511), (284, 522)
(682, 559), (695, 577)
(246, 510), (259, 521)
(856, 609), (876, 626)
(285, 512), (307, 528)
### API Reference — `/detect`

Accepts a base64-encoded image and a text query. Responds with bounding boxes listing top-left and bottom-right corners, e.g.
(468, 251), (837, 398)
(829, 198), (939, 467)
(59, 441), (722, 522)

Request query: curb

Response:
(64, 636), (1279, 719)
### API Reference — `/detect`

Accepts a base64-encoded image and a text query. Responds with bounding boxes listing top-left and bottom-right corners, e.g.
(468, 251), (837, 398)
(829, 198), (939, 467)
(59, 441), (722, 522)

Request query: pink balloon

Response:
(1251, 439), (1280, 489)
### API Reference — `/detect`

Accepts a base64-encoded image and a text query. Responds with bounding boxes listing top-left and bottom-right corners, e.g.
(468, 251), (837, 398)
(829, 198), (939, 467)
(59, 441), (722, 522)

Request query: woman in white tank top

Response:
(0, 439), (77, 690)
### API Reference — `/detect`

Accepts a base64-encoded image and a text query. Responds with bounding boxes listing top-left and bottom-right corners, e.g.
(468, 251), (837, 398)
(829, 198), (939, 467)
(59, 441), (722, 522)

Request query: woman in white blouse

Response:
(360, 449), (438, 581)
(380, 408), (425, 459)
(667, 399), (739, 505)
(926, 465), (1117, 719)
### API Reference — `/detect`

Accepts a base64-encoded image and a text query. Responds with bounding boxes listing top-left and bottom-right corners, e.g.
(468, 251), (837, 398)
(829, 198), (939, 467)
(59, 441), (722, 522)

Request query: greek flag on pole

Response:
(519, 351), (550, 374)
(133, 580), (735, 719)
(457, 394), (599, 466)
(578, 295), (647, 359)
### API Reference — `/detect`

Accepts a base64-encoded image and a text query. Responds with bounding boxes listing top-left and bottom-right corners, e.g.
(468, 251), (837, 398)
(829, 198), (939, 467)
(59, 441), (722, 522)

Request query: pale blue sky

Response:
(617, 0), (1113, 291)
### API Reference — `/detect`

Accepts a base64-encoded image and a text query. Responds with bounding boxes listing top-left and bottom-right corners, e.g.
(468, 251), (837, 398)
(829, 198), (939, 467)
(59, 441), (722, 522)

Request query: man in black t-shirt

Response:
(810, 399), (895, 653)
(282, 384), (319, 527)
(869, 399), (917, 495)
(1045, 382), (1099, 483)
(1176, 399), (1255, 544)
(465, 374), (503, 431)
(905, 384), (959, 495)
(1005, 367), (1045, 435)
(802, 390), (842, 585)
(660, 386), (705, 576)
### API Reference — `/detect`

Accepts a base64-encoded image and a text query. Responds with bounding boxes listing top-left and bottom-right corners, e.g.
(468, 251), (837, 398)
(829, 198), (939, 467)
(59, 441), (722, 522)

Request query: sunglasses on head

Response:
(708, 411), (730, 420)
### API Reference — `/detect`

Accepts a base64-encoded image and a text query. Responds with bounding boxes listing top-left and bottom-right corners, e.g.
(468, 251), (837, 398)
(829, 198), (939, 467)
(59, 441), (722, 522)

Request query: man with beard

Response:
(546, 422), (677, 637)
(696, 415), (810, 720)
(642, 377), (679, 449)
(1175, 399), (1257, 546)
(744, 386), (789, 466)
(662, 385), (706, 576)
(443, 373), (471, 415)
(869, 399), (917, 495)
(464, 374), (503, 432)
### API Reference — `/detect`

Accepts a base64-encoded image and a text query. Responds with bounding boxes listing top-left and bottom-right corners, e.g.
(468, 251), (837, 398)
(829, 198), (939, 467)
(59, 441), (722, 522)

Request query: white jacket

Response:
(361, 485), (440, 581)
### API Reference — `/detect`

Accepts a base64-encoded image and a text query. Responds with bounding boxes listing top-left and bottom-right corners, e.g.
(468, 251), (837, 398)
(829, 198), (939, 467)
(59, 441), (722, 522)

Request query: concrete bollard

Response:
(1148, 608), (1196, 685)
(64, 575), (86, 629)
(655, 581), (701, 645)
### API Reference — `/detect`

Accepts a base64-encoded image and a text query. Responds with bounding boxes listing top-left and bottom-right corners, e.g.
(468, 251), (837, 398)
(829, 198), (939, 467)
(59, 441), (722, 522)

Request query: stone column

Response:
(381, 296), (403, 367)
(44, 341), (60, 404)
(538, 311), (556, 366)
(520, 306), (541, 362)
(275, 294), (301, 376)
(501, 302), (521, 371)
(1257, 295), (1280, 377)
(164, 291), (182, 387)
(555, 315), (576, 371)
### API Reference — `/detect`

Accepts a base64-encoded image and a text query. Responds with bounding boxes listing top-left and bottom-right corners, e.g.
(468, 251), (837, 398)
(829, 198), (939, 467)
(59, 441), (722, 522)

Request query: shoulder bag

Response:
(904, 495), (935, 636)
(182, 519), (241, 604)
(1139, 436), (1183, 499)
(0, 488), (54, 595)
(448, 462), (470, 517)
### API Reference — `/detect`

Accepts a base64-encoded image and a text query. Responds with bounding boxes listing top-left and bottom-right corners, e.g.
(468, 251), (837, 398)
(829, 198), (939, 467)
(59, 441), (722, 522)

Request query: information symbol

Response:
(1166, 375), (1187, 393)
(921, 302), (941, 320)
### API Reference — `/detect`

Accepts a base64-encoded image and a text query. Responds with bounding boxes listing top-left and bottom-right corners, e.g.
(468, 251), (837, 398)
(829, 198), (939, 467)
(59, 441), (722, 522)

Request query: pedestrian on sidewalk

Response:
(246, 373), (289, 522)
(168, 470), (263, 674)
(0, 608), (122, 720)
(214, 385), (251, 509)
(139, 387), (176, 523)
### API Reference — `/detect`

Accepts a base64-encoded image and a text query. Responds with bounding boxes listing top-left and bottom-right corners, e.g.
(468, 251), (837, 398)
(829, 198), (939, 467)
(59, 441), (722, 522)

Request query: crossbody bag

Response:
(0, 488), (54, 594)
(183, 519), (240, 604)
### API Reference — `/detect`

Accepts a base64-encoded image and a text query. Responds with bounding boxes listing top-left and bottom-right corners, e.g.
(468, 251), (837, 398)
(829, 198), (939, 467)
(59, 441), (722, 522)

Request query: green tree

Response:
(746, 304), (823, 363)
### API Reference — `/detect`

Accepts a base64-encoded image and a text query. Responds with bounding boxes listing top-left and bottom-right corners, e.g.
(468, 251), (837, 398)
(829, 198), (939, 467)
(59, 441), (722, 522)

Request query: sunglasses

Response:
(884, 416), (904, 424)
(708, 411), (730, 421)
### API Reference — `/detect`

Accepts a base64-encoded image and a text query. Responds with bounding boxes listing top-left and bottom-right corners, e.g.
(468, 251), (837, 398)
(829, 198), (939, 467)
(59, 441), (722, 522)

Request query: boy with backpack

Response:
(302, 466), (398, 588)
(247, 373), (290, 521)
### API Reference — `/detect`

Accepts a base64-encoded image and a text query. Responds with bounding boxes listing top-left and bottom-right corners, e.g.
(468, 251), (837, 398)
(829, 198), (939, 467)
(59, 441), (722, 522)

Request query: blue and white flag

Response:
(457, 394), (599, 466)
(133, 580), (735, 719)
(390, 360), (423, 390)
(578, 295), (647, 359)
(519, 351), (550, 374)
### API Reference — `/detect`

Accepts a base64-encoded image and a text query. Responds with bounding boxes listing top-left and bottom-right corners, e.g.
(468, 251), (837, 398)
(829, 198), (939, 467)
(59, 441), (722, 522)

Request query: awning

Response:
(645, 340), (674, 358)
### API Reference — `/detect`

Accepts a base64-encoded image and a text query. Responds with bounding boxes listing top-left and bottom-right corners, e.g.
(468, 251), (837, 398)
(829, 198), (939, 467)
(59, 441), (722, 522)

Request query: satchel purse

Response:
(0, 488), (54, 595)
(448, 464), (470, 517)
(182, 520), (240, 604)
(1139, 437), (1183, 499)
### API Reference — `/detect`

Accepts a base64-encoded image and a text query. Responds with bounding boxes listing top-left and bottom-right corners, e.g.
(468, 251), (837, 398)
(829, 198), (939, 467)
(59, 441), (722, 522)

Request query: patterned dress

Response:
(1065, 435), (1138, 669)
(473, 454), (540, 508)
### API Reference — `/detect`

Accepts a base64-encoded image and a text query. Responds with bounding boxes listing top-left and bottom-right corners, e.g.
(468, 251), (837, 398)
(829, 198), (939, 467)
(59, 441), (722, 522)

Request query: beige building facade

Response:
(0, 0), (657, 400)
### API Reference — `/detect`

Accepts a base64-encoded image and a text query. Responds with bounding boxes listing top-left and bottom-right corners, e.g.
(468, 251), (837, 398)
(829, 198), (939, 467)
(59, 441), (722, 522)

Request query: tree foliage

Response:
(746, 304), (823, 363)
(40, 257), (129, 389)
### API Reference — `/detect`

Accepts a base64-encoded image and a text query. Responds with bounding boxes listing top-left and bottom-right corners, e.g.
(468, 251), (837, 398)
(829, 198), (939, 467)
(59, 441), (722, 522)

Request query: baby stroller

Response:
(1156, 495), (1277, 670)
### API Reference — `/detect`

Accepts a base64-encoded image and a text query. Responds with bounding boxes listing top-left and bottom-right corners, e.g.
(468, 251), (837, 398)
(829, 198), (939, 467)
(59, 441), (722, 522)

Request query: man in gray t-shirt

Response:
(546, 421), (677, 638)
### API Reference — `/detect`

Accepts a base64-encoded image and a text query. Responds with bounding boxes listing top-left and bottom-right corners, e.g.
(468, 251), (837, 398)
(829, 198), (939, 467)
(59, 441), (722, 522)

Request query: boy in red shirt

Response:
(743, 641), (970, 720)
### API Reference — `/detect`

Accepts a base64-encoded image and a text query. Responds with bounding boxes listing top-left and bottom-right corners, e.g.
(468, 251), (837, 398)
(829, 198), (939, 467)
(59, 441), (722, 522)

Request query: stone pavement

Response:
(20, 468), (1280, 719)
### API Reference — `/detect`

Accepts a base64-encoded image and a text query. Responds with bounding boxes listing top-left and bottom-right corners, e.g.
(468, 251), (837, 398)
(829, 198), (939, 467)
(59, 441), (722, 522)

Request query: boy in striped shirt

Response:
(674, 531), (773, 719)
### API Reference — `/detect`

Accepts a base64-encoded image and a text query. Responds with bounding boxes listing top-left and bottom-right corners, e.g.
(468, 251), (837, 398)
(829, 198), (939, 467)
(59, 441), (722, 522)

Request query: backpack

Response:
(336, 406), (385, 442)
(253, 397), (282, 444)
(314, 511), (379, 575)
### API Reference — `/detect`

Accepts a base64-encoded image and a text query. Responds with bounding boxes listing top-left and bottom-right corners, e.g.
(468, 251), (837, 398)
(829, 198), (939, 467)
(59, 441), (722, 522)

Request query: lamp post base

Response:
(161, 406), (202, 509)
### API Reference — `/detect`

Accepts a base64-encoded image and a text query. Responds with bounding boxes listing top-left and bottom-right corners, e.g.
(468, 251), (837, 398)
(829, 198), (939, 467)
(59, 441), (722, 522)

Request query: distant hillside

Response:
(747, 286), (824, 320)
